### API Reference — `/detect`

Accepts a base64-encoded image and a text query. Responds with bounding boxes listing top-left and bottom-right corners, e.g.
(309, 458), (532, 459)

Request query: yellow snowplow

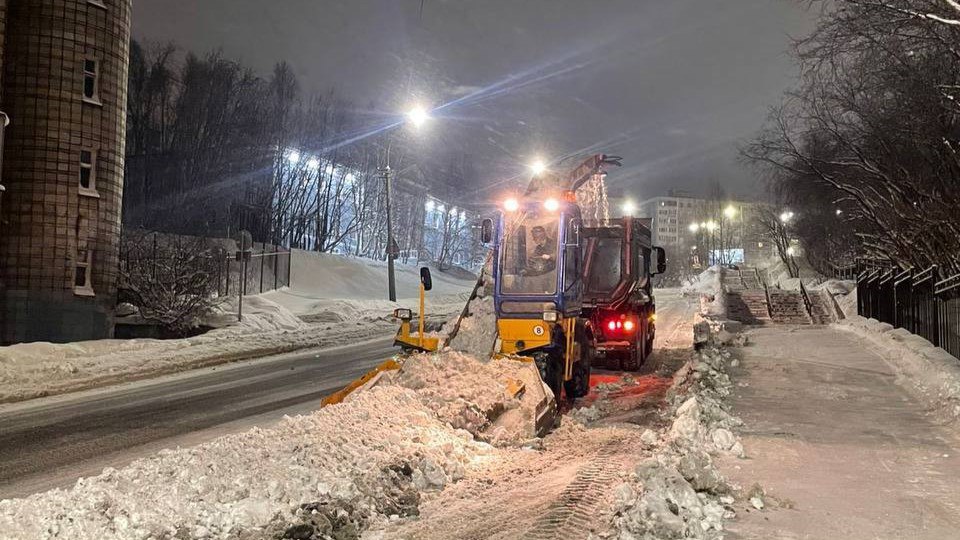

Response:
(321, 154), (654, 437)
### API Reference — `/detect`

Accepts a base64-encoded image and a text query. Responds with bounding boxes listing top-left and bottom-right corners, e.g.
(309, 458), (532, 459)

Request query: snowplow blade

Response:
(321, 359), (402, 407)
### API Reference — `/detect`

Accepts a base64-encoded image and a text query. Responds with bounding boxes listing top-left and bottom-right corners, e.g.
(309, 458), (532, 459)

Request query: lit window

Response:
(83, 59), (100, 102)
(79, 149), (97, 193)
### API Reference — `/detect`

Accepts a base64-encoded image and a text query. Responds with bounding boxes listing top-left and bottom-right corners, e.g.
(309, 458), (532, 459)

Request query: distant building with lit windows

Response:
(0, 0), (133, 343)
(632, 191), (772, 272)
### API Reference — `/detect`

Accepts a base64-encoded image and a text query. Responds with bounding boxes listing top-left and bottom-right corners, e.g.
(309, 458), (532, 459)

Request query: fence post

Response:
(274, 244), (279, 291)
(259, 242), (265, 294)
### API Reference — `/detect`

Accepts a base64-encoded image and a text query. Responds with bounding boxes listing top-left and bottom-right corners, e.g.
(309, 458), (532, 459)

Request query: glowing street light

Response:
(622, 200), (636, 216)
(705, 220), (718, 232)
(544, 198), (560, 212)
(780, 211), (795, 223)
(406, 105), (430, 128)
(503, 197), (520, 212)
(688, 223), (700, 233)
(723, 205), (737, 219)
(287, 150), (301, 165)
(530, 158), (547, 175)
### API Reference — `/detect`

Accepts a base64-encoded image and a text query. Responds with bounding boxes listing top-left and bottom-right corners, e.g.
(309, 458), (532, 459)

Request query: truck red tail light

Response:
(604, 315), (636, 336)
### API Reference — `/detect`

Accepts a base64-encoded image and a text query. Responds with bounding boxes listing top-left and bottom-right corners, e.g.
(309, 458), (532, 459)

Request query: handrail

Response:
(935, 273), (960, 296)
(914, 265), (938, 287)
(798, 277), (814, 320)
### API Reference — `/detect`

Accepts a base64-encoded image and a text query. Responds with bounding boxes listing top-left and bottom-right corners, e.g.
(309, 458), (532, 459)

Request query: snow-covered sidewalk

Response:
(718, 325), (960, 539)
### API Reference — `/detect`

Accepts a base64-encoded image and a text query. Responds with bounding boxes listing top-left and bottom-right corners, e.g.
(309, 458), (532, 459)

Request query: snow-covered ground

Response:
(0, 251), (476, 403)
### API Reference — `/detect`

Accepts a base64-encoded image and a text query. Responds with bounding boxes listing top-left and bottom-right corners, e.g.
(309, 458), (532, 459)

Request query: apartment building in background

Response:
(0, 0), (133, 343)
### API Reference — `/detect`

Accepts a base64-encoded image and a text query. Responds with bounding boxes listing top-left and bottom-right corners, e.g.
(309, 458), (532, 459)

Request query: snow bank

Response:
(0, 384), (490, 540)
(836, 316), (960, 419)
(0, 344), (555, 539)
(262, 250), (476, 316)
(204, 295), (306, 333)
(610, 324), (745, 539)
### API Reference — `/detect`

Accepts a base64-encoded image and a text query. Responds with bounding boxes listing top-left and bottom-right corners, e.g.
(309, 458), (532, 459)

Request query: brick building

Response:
(0, 0), (132, 343)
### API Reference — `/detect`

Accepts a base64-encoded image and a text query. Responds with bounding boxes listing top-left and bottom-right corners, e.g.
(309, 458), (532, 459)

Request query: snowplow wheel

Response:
(564, 326), (593, 399)
(545, 354), (564, 404)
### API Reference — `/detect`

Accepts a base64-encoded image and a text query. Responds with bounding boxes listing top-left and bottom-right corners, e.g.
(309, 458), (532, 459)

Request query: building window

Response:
(79, 149), (99, 195)
(82, 59), (101, 103)
(74, 249), (94, 295)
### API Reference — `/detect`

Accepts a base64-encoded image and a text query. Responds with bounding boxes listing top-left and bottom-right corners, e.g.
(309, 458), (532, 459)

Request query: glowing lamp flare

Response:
(530, 159), (547, 175)
(503, 198), (520, 212)
(623, 320), (635, 331)
(406, 106), (430, 127)
(543, 198), (559, 211)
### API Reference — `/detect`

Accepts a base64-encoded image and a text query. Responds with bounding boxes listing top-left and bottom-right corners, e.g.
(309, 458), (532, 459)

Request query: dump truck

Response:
(582, 217), (666, 371)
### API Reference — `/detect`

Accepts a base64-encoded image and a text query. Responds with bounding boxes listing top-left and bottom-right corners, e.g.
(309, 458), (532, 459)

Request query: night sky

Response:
(132, 0), (815, 203)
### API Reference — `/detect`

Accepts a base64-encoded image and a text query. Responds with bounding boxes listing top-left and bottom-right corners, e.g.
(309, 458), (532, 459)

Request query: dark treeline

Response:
(123, 41), (482, 266)
(744, 0), (960, 276)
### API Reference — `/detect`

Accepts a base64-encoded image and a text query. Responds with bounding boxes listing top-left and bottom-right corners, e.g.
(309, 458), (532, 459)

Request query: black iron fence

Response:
(856, 265), (960, 360)
(119, 231), (292, 299)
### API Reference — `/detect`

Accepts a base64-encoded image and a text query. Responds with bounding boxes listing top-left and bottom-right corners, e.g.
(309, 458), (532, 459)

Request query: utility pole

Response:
(381, 165), (397, 302)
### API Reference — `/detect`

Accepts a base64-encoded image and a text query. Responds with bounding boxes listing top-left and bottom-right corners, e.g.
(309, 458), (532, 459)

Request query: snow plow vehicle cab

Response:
(483, 194), (593, 402)
(581, 217), (666, 371)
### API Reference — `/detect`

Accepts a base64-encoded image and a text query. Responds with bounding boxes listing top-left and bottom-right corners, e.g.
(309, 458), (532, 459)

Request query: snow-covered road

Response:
(0, 337), (396, 499)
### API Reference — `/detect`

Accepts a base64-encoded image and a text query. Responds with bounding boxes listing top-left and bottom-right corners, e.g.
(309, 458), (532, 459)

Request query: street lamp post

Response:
(380, 105), (430, 302)
(382, 164), (397, 302)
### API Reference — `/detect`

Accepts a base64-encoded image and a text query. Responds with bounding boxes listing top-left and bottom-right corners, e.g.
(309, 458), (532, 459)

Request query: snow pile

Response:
(0, 384), (491, 540)
(444, 295), (498, 358)
(682, 266), (726, 320)
(681, 266), (721, 297)
(204, 295), (306, 333)
(610, 327), (745, 539)
(836, 316), (960, 419)
(386, 352), (547, 445)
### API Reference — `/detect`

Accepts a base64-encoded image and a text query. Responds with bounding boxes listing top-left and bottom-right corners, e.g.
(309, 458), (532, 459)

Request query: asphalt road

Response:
(0, 337), (396, 499)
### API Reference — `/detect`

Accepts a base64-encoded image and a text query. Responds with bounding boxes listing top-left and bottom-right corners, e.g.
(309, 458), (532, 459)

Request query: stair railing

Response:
(798, 276), (814, 321)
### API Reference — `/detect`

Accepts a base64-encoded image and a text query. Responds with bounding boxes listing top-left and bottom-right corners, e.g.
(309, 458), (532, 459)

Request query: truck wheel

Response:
(621, 342), (644, 372)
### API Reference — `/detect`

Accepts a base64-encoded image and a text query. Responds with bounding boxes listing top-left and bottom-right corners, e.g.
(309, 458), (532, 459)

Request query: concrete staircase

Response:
(718, 266), (813, 325)
(767, 289), (812, 324)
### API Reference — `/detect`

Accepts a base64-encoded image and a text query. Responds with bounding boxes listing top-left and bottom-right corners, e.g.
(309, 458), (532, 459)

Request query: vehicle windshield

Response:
(585, 237), (623, 294)
(500, 210), (560, 295)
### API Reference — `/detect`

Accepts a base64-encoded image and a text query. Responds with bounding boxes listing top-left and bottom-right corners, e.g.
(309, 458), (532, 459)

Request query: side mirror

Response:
(420, 267), (433, 291)
(653, 246), (667, 275)
(480, 218), (493, 244)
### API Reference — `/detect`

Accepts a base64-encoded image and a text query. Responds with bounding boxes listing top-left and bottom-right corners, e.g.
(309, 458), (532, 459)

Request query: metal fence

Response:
(119, 231), (291, 299)
(856, 265), (960, 360)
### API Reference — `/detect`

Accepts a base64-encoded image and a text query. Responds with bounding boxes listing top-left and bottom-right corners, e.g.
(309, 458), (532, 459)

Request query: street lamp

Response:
(382, 104), (432, 302)
(779, 210), (795, 223)
(723, 204), (737, 219)
(530, 158), (547, 175)
(406, 105), (430, 128)
(622, 200), (636, 216)
(688, 223), (700, 233)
